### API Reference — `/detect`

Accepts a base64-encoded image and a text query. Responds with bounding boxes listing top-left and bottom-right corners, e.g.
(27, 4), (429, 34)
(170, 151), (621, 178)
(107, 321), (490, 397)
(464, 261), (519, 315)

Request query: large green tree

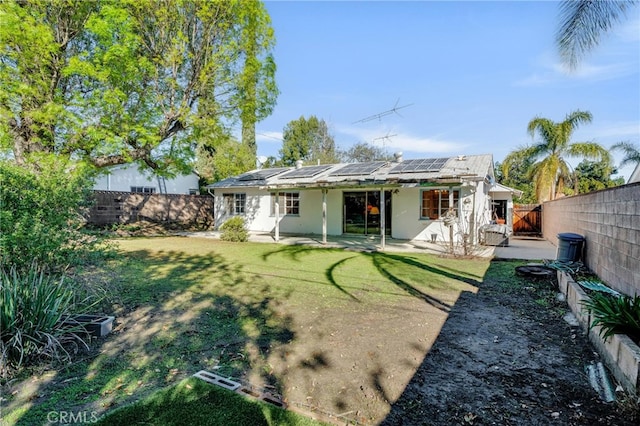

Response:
(279, 116), (340, 166)
(238, 3), (278, 158)
(574, 159), (625, 193)
(495, 155), (537, 204)
(195, 134), (254, 184)
(341, 142), (393, 163)
(0, 0), (277, 176)
(557, 0), (638, 69)
(502, 110), (610, 202)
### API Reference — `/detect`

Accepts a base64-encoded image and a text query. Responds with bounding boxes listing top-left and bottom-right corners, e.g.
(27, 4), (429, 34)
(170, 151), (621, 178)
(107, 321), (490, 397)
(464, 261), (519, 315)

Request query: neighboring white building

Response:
(207, 154), (520, 245)
(93, 164), (200, 195)
(629, 163), (640, 184)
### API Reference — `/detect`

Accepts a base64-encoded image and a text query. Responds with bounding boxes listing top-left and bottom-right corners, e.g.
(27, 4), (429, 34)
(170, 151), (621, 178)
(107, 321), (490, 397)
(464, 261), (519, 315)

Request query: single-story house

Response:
(93, 164), (200, 195)
(207, 153), (521, 247)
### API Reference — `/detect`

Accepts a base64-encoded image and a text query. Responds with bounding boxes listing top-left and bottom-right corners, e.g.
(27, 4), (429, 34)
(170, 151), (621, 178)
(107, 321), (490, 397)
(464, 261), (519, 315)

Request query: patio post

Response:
(275, 192), (280, 242)
(322, 189), (327, 244)
(380, 188), (386, 250)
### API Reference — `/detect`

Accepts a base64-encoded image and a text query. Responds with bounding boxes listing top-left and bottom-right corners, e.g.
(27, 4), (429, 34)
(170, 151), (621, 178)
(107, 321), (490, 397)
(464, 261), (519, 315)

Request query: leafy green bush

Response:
(220, 216), (248, 242)
(0, 265), (89, 375)
(582, 292), (640, 344)
(0, 159), (101, 272)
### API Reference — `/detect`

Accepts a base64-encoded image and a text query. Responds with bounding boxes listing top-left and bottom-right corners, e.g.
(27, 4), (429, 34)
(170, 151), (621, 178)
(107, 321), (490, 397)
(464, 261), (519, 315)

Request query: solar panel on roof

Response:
(329, 161), (387, 176)
(388, 158), (449, 174)
(279, 164), (333, 179)
(237, 168), (289, 181)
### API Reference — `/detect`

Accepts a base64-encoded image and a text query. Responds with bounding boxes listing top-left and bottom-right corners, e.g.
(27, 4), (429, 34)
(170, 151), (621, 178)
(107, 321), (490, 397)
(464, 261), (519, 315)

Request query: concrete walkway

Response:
(493, 236), (558, 261)
(181, 231), (558, 261)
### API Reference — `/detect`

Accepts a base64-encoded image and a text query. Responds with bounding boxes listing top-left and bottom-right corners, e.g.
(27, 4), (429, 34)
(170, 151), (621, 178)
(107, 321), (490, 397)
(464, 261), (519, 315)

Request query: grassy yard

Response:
(3, 236), (490, 425)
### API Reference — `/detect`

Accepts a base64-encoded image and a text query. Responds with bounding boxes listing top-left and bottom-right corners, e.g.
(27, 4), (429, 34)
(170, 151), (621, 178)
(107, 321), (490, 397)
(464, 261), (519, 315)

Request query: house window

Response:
(271, 192), (300, 215)
(223, 193), (246, 215)
(131, 186), (155, 194)
(421, 189), (459, 220)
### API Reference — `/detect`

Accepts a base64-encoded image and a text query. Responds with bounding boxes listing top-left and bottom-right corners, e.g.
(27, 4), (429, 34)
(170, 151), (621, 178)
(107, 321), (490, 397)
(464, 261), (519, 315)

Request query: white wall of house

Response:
(388, 184), (492, 243)
(213, 188), (267, 231)
(390, 187), (423, 239)
(93, 165), (199, 195)
(214, 188), (347, 235)
(326, 190), (344, 235)
(279, 189), (324, 235)
(213, 183), (497, 243)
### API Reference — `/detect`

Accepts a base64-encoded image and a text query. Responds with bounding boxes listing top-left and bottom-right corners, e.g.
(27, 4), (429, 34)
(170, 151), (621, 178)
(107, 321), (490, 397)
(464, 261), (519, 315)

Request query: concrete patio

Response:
(181, 231), (558, 261)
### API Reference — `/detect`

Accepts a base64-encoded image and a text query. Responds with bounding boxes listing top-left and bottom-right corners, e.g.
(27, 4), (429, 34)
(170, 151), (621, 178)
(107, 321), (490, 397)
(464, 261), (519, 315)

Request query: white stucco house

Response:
(93, 164), (200, 195)
(207, 153), (521, 247)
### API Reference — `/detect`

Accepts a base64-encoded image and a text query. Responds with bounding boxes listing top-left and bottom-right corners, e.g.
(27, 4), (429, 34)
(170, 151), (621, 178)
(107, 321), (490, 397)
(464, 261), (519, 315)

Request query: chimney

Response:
(295, 160), (303, 169)
(394, 152), (403, 162)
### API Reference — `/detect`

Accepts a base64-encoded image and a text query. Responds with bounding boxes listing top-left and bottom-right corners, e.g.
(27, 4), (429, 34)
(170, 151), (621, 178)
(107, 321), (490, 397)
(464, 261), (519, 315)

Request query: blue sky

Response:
(251, 0), (640, 180)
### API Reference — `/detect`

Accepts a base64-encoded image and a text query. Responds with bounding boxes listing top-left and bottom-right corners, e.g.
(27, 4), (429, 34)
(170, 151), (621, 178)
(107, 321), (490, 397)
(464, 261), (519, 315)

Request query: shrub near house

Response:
(220, 217), (249, 242)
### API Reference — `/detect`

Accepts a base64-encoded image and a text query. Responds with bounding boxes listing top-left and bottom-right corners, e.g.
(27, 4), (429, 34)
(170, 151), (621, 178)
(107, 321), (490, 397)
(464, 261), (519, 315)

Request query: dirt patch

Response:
(381, 260), (638, 426)
(266, 297), (456, 424)
(247, 258), (638, 425)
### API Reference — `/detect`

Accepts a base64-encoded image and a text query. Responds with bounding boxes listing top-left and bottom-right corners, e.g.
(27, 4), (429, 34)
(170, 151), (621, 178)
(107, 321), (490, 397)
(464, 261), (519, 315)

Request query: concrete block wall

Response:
(543, 183), (640, 296)
(86, 191), (214, 228)
(558, 271), (640, 394)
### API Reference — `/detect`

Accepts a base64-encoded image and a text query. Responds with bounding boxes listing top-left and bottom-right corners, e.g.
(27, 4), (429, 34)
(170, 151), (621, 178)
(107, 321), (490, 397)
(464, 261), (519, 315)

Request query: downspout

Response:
(380, 188), (385, 250)
(275, 192), (280, 242)
(322, 189), (327, 244)
(470, 182), (477, 245)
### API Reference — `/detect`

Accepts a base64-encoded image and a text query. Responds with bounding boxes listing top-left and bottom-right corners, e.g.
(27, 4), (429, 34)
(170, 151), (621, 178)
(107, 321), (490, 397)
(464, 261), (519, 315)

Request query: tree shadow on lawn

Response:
(9, 242), (486, 425)
(260, 244), (485, 423)
(9, 249), (295, 426)
(263, 245), (482, 313)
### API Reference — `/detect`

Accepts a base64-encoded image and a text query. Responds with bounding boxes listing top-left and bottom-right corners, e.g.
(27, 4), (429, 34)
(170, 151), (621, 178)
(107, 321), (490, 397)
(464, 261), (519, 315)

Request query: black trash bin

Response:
(557, 233), (584, 262)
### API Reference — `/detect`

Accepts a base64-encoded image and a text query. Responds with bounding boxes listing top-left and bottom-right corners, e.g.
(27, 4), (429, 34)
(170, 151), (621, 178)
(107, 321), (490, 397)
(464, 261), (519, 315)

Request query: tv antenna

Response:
(257, 132), (283, 142)
(352, 99), (413, 124)
(371, 132), (398, 151)
(372, 132), (397, 150)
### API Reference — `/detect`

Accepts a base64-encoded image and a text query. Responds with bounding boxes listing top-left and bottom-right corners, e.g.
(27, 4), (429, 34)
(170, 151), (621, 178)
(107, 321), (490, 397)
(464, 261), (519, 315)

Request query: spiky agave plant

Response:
(0, 265), (89, 375)
(582, 292), (640, 344)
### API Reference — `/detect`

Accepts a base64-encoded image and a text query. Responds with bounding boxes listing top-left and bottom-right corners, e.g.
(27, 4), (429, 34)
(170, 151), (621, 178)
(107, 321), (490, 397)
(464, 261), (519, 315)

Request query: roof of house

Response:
(489, 182), (524, 197)
(101, 163), (200, 177)
(208, 154), (496, 190)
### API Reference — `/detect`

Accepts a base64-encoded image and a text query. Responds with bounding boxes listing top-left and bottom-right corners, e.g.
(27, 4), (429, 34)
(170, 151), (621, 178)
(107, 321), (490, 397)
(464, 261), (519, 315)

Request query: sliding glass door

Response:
(343, 191), (391, 235)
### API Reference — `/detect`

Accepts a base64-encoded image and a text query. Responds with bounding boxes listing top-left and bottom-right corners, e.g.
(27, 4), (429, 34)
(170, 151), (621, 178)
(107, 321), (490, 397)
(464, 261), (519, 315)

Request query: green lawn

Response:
(94, 377), (322, 426)
(3, 237), (490, 425)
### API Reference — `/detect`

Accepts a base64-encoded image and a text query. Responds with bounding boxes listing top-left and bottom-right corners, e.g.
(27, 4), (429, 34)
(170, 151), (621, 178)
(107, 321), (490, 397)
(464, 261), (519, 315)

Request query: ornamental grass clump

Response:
(220, 216), (249, 242)
(582, 292), (640, 345)
(0, 265), (89, 377)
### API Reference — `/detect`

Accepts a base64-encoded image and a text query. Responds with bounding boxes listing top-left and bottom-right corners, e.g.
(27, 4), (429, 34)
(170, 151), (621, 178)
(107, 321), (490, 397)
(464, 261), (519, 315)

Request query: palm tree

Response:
(502, 110), (611, 202)
(612, 141), (640, 167)
(557, 0), (638, 70)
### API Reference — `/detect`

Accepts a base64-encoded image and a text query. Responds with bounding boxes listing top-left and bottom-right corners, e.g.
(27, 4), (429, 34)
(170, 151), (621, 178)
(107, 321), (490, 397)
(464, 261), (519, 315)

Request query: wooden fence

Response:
(86, 191), (214, 228)
(512, 204), (542, 236)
